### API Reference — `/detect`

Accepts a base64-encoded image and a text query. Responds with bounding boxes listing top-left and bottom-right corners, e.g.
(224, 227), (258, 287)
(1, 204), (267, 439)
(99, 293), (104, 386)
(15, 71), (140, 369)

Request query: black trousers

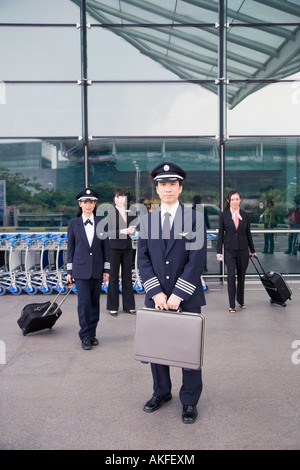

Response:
(224, 248), (249, 308)
(107, 248), (135, 311)
(75, 278), (102, 342)
(150, 306), (203, 406)
(150, 364), (203, 406)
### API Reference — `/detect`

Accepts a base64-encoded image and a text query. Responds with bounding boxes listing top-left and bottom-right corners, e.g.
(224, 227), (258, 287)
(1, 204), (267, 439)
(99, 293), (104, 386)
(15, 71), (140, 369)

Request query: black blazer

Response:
(67, 216), (110, 279)
(216, 209), (255, 253)
(107, 206), (136, 250)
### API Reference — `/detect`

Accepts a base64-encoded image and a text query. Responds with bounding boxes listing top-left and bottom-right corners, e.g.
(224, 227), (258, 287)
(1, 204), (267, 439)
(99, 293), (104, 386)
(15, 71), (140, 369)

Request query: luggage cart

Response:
(0, 234), (19, 295)
(131, 231), (145, 294)
(53, 233), (70, 294)
(6, 233), (32, 295)
(38, 233), (61, 295)
(22, 233), (46, 295)
(0, 232), (77, 296)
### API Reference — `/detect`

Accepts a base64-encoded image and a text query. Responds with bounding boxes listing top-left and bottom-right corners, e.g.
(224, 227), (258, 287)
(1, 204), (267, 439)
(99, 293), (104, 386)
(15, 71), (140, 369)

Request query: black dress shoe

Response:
(182, 405), (198, 424)
(81, 340), (92, 350)
(124, 309), (136, 315)
(91, 337), (99, 346)
(110, 311), (118, 316)
(143, 393), (172, 413)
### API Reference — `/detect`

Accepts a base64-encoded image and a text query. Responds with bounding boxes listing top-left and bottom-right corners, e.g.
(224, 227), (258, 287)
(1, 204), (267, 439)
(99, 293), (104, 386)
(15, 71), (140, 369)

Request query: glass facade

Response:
(0, 0), (299, 279)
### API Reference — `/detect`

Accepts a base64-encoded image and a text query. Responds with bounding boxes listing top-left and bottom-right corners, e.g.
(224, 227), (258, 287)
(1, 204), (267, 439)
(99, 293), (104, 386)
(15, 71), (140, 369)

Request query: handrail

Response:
(206, 228), (300, 281)
(207, 228), (300, 235)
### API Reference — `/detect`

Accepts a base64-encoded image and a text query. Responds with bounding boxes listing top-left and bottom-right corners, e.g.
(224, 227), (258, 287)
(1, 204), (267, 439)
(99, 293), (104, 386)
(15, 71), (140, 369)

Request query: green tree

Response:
(0, 168), (42, 206)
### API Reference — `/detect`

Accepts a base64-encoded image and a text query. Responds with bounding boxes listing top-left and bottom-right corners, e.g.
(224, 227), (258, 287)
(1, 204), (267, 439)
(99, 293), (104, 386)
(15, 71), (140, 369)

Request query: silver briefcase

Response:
(134, 308), (205, 370)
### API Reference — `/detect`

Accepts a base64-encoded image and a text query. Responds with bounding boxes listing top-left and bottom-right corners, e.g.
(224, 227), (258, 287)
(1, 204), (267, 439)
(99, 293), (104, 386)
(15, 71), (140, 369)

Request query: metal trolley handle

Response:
(42, 284), (73, 317)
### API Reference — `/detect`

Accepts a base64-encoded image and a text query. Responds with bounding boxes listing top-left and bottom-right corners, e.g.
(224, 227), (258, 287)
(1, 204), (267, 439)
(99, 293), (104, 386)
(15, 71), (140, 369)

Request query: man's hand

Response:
(103, 273), (109, 282)
(167, 293), (181, 311)
(153, 292), (168, 310)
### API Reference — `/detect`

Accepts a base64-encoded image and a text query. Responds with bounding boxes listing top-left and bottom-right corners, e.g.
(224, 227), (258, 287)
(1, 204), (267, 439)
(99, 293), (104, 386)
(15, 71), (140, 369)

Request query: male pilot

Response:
(137, 162), (207, 423)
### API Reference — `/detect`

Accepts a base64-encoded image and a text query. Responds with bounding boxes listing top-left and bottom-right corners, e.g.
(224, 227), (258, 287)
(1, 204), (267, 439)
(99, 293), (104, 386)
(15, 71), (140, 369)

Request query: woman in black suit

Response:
(106, 188), (136, 316)
(216, 190), (256, 313)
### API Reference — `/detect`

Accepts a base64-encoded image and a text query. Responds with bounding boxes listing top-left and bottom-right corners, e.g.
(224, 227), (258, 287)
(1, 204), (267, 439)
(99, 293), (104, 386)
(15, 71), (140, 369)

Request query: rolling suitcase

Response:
(17, 285), (73, 335)
(134, 307), (205, 370)
(250, 255), (292, 307)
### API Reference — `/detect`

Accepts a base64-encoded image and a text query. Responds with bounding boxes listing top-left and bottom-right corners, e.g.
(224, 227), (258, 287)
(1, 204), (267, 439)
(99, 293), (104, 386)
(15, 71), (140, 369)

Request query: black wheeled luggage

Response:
(17, 286), (73, 335)
(250, 255), (292, 307)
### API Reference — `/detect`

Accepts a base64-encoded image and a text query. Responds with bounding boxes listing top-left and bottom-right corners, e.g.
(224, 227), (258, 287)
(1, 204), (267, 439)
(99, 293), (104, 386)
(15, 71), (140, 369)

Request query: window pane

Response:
(0, 84), (81, 137)
(0, 27), (80, 81)
(88, 25), (219, 81)
(225, 136), (300, 221)
(88, 83), (218, 136)
(0, 138), (85, 227)
(88, 135), (220, 210)
(227, 75), (300, 135)
(0, 0), (79, 23)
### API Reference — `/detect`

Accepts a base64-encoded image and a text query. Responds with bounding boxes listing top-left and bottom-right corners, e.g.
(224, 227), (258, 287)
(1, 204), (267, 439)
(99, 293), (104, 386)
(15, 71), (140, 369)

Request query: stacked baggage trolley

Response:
(0, 232), (74, 296)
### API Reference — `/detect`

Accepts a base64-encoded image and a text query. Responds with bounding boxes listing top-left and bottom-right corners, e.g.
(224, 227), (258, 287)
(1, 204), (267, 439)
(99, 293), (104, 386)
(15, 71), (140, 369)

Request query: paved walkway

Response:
(0, 281), (299, 451)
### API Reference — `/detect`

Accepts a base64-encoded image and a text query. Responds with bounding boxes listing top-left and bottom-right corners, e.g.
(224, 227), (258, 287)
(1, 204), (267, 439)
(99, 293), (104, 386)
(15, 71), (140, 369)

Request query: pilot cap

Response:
(151, 162), (186, 182)
(76, 188), (99, 201)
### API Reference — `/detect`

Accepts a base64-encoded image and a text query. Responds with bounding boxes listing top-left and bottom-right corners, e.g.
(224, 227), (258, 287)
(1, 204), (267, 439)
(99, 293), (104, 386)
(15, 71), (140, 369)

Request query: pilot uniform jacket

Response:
(138, 202), (207, 312)
(67, 215), (110, 280)
(216, 209), (255, 254)
(137, 202), (206, 406)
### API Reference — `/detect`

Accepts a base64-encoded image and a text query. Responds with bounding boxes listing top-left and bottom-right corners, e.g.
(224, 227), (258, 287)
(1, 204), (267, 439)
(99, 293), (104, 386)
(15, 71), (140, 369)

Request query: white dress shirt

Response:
(82, 215), (94, 247)
(161, 201), (179, 229)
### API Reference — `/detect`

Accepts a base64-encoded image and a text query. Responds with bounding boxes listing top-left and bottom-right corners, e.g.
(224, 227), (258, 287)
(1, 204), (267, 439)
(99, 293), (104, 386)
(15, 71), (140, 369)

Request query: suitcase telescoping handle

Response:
(249, 254), (269, 280)
(42, 283), (74, 317)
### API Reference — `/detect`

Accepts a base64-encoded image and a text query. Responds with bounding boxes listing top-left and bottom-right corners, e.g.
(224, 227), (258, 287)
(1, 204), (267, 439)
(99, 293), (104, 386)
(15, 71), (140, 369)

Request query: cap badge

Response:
(86, 189), (91, 194)
(163, 165), (170, 172)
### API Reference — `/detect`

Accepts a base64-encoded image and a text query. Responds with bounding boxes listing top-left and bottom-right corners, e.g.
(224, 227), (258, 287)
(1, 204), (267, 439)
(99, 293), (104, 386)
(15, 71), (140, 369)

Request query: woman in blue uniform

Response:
(67, 188), (110, 350)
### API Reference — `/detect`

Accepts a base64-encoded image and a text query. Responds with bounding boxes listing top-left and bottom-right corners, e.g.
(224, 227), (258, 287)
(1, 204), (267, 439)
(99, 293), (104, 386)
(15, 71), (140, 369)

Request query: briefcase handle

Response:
(142, 306), (202, 316)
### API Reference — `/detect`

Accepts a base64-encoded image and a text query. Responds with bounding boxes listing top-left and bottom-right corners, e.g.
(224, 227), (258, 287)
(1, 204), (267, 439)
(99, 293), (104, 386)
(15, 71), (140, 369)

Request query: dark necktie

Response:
(84, 219), (93, 226)
(162, 212), (171, 247)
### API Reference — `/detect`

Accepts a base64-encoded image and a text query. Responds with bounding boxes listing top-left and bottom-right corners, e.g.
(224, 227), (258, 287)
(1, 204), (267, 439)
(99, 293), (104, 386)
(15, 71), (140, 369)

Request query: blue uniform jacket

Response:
(137, 203), (207, 311)
(67, 216), (110, 280)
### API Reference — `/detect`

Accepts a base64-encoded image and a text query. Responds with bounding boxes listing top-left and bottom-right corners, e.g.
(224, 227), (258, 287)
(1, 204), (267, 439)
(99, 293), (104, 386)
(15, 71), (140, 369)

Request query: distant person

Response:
(262, 199), (275, 254)
(216, 190), (256, 313)
(285, 195), (300, 255)
(192, 195), (210, 229)
(106, 188), (136, 316)
(67, 188), (110, 350)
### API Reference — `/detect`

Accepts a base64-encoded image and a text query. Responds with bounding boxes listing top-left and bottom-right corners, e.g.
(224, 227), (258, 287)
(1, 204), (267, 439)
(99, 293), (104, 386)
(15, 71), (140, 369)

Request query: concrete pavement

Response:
(0, 281), (299, 450)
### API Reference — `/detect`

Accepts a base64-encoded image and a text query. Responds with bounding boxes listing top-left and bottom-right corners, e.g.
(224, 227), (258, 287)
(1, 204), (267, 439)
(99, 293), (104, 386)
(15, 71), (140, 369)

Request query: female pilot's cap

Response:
(76, 188), (99, 201)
